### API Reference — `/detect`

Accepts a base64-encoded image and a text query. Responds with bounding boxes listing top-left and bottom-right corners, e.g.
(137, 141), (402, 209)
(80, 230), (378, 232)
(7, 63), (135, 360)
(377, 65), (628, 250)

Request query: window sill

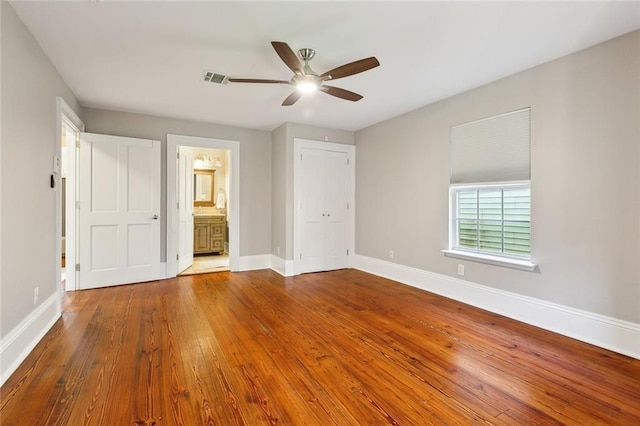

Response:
(442, 249), (537, 272)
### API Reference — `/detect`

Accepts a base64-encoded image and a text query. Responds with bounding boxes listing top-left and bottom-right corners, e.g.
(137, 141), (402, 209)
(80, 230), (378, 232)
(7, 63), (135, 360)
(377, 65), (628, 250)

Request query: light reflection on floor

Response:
(179, 253), (229, 275)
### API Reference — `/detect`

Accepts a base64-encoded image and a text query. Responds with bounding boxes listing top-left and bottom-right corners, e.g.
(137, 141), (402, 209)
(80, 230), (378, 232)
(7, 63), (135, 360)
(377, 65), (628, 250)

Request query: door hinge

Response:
(75, 264), (80, 272)
(347, 202), (349, 210)
(299, 253), (302, 260)
(176, 254), (179, 261)
(76, 201), (80, 209)
(347, 158), (350, 165)
(177, 202), (180, 209)
(177, 152), (180, 159)
(76, 137), (81, 149)
(347, 249), (349, 255)
(300, 154), (303, 160)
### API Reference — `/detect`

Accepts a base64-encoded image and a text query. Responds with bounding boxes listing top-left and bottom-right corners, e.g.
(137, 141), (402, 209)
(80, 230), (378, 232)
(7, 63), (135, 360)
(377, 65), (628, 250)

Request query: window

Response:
(445, 108), (535, 270)
(452, 183), (530, 259)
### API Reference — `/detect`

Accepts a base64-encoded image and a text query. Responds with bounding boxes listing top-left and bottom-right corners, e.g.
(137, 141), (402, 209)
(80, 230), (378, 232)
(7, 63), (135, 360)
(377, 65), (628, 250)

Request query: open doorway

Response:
(166, 134), (240, 278)
(178, 146), (230, 275)
(56, 98), (84, 296)
(60, 124), (74, 290)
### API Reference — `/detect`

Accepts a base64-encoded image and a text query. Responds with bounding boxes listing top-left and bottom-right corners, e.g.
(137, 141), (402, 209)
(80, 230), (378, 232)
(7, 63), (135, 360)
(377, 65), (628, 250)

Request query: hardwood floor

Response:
(1, 269), (638, 425)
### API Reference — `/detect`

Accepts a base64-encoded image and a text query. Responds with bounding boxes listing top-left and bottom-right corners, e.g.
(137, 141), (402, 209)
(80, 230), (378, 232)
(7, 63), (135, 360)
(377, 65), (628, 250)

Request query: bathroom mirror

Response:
(194, 169), (215, 206)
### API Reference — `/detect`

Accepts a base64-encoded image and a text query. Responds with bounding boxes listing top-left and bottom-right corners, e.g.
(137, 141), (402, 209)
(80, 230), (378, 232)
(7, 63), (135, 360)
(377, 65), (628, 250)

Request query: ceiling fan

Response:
(228, 41), (380, 106)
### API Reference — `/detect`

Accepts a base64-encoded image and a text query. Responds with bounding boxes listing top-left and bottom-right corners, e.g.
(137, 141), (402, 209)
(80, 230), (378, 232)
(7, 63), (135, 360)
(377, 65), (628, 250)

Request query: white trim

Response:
(270, 255), (294, 277)
(56, 97), (84, 131)
(442, 249), (537, 272)
(352, 254), (640, 359)
(450, 180), (531, 190)
(166, 134), (240, 276)
(451, 107), (531, 129)
(55, 97), (84, 298)
(0, 293), (61, 386)
(293, 138), (355, 276)
(238, 254), (271, 271)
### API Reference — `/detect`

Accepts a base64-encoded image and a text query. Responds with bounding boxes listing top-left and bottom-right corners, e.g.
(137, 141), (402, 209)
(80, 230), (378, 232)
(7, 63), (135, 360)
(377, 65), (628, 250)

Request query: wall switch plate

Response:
(34, 287), (39, 305)
(389, 250), (394, 259)
(457, 264), (465, 276)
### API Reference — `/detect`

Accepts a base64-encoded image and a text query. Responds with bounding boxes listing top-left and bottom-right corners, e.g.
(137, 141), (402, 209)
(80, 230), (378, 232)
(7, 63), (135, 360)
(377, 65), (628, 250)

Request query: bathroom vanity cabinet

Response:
(194, 215), (226, 254)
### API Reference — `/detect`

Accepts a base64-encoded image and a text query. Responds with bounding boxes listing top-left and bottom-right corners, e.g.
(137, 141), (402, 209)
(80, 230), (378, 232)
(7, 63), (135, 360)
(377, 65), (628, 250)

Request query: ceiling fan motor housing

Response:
(298, 48), (316, 62)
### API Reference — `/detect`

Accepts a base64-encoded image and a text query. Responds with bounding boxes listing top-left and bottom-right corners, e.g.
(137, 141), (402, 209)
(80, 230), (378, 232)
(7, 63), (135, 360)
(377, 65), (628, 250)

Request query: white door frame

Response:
(56, 97), (84, 296)
(293, 138), (355, 275)
(177, 149), (194, 273)
(166, 134), (240, 276)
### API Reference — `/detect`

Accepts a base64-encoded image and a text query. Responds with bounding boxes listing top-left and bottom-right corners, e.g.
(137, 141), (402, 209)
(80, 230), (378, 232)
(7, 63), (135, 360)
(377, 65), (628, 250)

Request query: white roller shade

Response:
(450, 108), (530, 184)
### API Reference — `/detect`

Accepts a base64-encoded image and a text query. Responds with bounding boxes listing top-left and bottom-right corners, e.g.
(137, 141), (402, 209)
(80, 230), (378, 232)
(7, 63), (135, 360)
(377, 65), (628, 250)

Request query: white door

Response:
(177, 151), (194, 273)
(79, 133), (162, 289)
(324, 150), (350, 270)
(296, 144), (352, 274)
(298, 148), (326, 273)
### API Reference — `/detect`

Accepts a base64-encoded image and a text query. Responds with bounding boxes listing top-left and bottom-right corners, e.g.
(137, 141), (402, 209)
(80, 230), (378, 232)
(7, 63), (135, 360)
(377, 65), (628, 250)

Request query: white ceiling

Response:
(10, 1), (640, 132)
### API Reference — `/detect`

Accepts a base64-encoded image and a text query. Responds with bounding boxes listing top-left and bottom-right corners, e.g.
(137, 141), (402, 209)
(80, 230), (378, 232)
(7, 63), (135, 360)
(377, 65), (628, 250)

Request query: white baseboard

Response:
(352, 254), (640, 359)
(270, 255), (294, 277)
(0, 293), (61, 386)
(238, 254), (272, 271)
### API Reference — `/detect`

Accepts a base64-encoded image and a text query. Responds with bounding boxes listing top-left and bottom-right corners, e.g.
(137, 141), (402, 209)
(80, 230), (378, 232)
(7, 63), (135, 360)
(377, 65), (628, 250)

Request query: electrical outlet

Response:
(389, 250), (394, 259)
(457, 264), (465, 276)
(34, 287), (39, 305)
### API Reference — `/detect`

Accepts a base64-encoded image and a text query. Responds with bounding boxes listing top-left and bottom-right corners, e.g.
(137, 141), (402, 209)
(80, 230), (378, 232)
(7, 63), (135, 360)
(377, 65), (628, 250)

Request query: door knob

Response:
(151, 214), (159, 220)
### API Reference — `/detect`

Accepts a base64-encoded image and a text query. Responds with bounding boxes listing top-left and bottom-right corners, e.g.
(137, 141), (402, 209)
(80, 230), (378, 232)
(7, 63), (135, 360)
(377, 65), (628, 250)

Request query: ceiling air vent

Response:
(202, 71), (228, 85)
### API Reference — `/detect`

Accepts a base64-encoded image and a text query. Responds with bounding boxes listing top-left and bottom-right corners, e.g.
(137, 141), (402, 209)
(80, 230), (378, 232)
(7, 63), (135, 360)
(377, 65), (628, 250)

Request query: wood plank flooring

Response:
(1, 269), (639, 425)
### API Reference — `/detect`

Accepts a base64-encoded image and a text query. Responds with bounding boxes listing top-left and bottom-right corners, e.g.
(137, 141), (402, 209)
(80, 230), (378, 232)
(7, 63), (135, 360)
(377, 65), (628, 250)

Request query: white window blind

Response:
(450, 108), (530, 184)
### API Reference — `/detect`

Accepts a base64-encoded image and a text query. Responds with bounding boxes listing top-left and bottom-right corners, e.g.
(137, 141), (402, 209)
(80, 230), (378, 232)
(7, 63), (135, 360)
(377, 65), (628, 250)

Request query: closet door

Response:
(295, 140), (353, 275)
(298, 147), (326, 273)
(324, 150), (350, 271)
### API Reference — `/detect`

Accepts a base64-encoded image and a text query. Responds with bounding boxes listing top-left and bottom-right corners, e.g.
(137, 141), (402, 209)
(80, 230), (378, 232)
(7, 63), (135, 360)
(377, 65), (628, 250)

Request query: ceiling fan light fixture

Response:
(296, 80), (318, 94)
(293, 73), (319, 94)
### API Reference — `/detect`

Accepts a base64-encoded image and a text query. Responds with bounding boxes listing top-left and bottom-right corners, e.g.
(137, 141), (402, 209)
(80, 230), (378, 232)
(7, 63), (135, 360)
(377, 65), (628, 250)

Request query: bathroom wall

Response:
(181, 146), (229, 217)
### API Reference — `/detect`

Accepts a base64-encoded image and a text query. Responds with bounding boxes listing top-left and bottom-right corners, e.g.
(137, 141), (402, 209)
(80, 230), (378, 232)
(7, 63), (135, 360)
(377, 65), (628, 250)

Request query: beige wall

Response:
(355, 30), (640, 323)
(270, 122), (355, 260)
(271, 123), (287, 258)
(1, 2), (83, 336)
(83, 108), (272, 257)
